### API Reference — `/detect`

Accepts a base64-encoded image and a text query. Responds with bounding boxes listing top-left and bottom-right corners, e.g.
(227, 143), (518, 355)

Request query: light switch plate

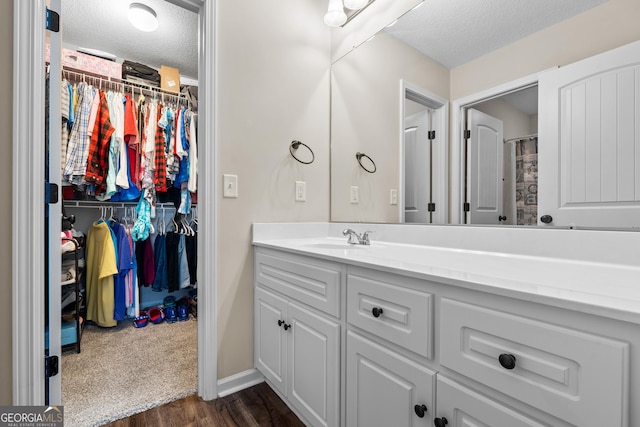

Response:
(350, 186), (359, 204)
(390, 189), (398, 205)
(295, 181), (306, 202)
(223, 174), (238, 198)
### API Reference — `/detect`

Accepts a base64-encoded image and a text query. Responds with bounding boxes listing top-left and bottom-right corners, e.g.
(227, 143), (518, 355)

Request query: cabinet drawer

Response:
(436, 376), (547, 427)
(440, 298), (629, 427)
(347, 272), (433, 358)
(347, 331), (436, 427)
(255, 249), (343, 317)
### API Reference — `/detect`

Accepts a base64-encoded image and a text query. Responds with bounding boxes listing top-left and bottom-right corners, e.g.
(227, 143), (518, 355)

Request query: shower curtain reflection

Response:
(515, 137), (538, 225)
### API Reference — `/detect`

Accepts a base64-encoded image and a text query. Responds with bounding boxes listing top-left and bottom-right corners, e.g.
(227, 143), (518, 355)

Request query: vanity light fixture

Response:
(325, 0), (374, 27)
(128, 2), (158, 32)
(324, 0), (348, 27)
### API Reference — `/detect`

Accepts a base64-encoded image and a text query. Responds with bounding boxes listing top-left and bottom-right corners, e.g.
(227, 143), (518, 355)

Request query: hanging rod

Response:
(62, 68), (188, 104)
(504, 133), (538, 144)
(62, 200), (194, 209)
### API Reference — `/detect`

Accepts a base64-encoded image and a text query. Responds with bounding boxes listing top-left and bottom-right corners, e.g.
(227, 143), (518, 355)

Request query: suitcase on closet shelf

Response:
(122, 60), (161, 87)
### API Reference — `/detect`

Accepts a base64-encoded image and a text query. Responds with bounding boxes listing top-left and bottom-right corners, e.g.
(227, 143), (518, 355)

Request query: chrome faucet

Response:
(342, 228), (373, 245)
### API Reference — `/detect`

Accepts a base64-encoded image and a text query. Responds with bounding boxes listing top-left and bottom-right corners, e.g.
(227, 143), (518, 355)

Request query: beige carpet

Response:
(61, 317), (197, 427)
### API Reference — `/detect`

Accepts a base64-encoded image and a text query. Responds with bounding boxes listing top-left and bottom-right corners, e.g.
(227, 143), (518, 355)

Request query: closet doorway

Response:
(12, 0), (217, 415)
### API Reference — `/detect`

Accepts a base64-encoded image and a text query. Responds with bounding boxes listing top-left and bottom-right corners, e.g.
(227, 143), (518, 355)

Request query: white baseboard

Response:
(217, 369), (264, 398)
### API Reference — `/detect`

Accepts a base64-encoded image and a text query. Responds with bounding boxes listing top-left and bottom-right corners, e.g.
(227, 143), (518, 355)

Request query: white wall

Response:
(216, 0), (331, 378)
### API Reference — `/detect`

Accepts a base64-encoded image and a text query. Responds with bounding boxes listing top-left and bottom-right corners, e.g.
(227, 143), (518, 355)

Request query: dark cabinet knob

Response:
(372, 307), (384, 318)
(540, 214), (553, 224)
(498, 215), (507, 221)
(414, 404), (427, 418)
(498, 353), (517, 370)
(434, 417), (448, 427)
(283, 323), (291, 331)
(277, 320), (284, 327)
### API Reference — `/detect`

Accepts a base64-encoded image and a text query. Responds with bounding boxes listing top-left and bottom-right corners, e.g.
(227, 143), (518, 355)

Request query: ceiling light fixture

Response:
(325, 0), (375, 27)
(324, 0), (347, 27)
(128, 2), (158, 32)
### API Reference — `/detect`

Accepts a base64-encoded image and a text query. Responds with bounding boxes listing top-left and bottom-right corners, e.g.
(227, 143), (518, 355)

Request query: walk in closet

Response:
(48, 1), (201, 425)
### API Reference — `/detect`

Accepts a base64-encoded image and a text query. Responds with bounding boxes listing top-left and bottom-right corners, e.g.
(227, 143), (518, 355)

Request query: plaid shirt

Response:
(154, 104), (168, 192)
(64, 83), (94, 185)
(84, 90), (115, 195)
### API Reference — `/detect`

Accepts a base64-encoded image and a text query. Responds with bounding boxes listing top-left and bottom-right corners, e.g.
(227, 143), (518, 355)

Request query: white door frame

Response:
(450, 71), (551, 224)
(12, 0), (218, 404)
(399, 80), (448, 224)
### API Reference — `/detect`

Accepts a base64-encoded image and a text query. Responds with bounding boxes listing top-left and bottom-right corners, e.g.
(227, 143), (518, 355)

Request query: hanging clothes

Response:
(152, 231), (168, 292)
(154, 104), (168, 192)
(110, 220), (134, 321)
(85, 220), (118, 328)
(187, 114), (198, 194)
(135, 235), (155, 286)
(125, 93), (141, 190)
(185, 231), (197, 286)
(85, 90), (116, 196)
(60, 79), (71, 177)
(64, 83), (94, 186)
(165, 231), (181, 292)
(178, 234), (191, 288)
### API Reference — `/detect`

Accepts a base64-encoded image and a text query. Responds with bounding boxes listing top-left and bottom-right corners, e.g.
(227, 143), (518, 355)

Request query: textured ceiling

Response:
(61, 0), (199, 80)
(62, 0), (609, 83)
(385, 0), (609, 69)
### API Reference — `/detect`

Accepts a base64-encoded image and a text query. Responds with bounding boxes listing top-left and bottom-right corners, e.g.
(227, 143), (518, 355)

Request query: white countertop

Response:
(252, 223), (640, 324)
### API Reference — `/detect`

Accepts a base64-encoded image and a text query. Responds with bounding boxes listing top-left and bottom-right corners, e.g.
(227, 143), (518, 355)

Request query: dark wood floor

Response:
(104, 382), (305, 427)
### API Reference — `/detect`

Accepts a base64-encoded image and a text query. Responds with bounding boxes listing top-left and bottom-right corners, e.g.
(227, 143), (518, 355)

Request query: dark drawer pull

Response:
(414, 404), (427, 418)
(277, 320), (284, 327)
(498, 353), (517, 370)
(434, 417), (448, 427)
(372, 307), (384, 318)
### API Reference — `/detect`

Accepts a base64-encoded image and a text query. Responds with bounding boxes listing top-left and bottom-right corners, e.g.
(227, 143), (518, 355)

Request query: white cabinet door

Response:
(288, 302), (340, 427)
(255, 286), (288, 394)
(436, 376), (547, 427)
(467, 108), (504, 225)
(346, 331), (435, 427)
(539, 40), (640, 228)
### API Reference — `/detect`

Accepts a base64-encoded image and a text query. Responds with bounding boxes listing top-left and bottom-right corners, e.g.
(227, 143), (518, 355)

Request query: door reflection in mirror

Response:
(463, 85), (538, 225)
(401, 82), (448, 224)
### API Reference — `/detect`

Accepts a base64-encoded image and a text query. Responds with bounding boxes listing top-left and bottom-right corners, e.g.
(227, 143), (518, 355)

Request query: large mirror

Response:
(330, 0), (639, 228)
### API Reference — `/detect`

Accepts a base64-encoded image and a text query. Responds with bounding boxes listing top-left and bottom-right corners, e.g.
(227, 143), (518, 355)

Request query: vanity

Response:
(253, 222), (640, 427)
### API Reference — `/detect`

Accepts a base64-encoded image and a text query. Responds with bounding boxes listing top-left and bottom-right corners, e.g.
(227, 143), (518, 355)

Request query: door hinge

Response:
(463, 202), (470, 212)
(428, 202), (436, 212)
(464, 130), (471, 139)
(428, 130), (436, 140)
(46, 8), (60, 32)
(45, 182), (59, 205)
(45, 355), (59, 378)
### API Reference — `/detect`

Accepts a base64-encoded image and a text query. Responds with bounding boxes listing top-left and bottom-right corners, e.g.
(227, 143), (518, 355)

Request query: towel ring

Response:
(289, 140), (315, 164)
(356, 152), (376, 173)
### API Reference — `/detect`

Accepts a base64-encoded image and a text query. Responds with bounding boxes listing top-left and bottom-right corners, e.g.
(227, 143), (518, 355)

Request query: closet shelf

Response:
(60, 238), (85, 353)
